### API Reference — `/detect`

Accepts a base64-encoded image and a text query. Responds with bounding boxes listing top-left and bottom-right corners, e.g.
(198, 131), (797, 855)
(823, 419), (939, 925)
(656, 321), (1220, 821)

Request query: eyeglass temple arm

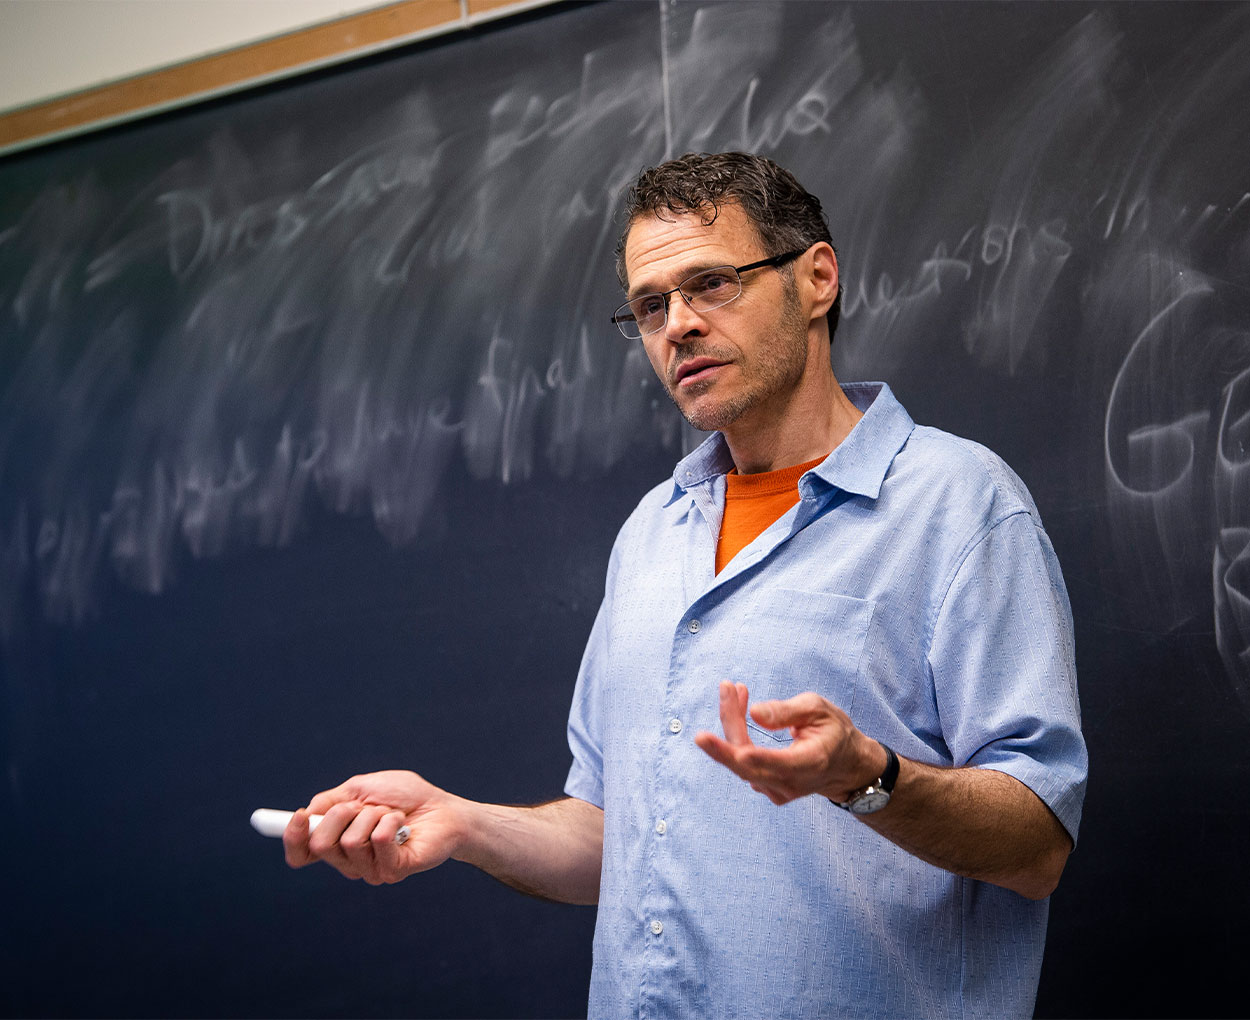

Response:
(610, 248), (806, 324)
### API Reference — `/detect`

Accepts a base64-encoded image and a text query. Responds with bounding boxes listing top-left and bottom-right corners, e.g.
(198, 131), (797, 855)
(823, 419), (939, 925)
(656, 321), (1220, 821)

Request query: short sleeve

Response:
(927, 509), (1088, 843)
(564, 544), (620, 809)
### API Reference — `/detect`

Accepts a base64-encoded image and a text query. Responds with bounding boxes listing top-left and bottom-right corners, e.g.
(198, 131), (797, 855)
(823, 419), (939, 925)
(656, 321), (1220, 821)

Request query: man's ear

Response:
(806, 242), (839, 320)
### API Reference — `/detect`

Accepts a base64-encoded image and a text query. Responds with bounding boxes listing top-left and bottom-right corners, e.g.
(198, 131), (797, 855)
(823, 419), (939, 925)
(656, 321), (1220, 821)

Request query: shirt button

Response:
(668, 718), (682, 734)
(650, 919), (664, 935)
(687, 618), (701, 633)
(655, 819), (667, 835)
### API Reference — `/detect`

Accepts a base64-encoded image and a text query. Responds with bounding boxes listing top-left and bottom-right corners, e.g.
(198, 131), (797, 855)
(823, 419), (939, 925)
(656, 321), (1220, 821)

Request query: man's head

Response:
(615, 151), (840, 339)
(615, 153), (841, 451)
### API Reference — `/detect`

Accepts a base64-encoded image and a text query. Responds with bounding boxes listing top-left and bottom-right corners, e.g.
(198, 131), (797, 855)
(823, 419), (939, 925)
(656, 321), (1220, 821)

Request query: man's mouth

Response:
(674, 357), (728, 387)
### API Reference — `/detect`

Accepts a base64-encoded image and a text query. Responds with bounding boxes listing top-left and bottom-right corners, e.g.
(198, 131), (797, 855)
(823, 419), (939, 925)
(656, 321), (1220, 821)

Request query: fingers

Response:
(696, 728), (817, 802)
(307, 781), (360, 817)
(341, 806), (411, 885)
(719, 681), (752, 746)
(314, 802), (387, 880)
(697, 681), (758, 770)
(702, 685), (861, 805)
(698, 701), (842, 806)
(750, 690), (830, 731)
(284, 781), (370, 869)
(282, 808), (313, 868)
(698, 681), (788, 777)
(693, 730), (738, 768)
(284, 801), (410, 884)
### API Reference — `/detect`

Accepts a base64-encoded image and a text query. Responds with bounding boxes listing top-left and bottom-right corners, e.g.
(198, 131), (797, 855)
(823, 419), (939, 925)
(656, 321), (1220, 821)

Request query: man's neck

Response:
(723, 371), (863, 475)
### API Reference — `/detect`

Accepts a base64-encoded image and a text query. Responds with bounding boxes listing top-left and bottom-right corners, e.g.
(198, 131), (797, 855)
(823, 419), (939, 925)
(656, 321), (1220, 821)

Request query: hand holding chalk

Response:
(251, 808), (411, 845)
(266, 771), (454, 884)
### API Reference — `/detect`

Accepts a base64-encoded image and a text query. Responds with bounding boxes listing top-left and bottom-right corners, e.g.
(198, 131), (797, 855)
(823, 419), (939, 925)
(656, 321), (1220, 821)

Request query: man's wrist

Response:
(444, 795), (487, 866)
(828, 740), (899, 814)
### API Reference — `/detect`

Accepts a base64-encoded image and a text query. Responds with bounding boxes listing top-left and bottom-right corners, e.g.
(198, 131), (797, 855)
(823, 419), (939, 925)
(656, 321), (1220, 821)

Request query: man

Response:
(284, 152), (1087, 1019)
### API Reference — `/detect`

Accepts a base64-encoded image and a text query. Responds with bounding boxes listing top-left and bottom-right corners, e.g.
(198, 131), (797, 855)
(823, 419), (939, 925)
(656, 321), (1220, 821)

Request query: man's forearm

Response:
(697, 684), (1072, 900)
(860, 756), (1072, 901)
(452, 795), (604, 905)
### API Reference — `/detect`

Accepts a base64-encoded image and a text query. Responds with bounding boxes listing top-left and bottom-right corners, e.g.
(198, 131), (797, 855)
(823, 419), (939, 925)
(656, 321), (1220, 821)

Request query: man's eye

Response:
(691, 272), (733, 294)
(635, 296), (665, 318)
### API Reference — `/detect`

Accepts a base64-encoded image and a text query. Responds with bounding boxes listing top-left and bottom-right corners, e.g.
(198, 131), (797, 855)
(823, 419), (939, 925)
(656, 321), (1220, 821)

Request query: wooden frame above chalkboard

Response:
(0, 0), (557, 157)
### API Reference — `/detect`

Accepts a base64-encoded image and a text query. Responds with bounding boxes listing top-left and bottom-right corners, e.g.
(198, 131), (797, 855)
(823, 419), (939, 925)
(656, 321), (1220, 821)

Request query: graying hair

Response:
(615, 151), (840, 338)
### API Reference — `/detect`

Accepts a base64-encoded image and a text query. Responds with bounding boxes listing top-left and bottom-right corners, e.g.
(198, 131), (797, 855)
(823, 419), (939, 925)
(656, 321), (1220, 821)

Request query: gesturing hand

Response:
(282, 769), (466, 885)
(693, 681), (888, 806)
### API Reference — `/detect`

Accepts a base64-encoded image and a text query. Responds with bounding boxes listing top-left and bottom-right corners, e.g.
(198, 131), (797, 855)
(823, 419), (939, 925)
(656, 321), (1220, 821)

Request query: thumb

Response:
(750, 692), (824, 730)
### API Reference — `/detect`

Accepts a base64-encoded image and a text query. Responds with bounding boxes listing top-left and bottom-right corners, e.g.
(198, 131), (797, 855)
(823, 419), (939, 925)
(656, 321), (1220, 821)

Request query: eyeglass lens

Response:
(616, 267), (743, 339)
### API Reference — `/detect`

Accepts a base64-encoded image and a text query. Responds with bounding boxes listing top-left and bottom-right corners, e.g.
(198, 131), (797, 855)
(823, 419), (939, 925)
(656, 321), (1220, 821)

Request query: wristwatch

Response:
(835, 743), (899, 815)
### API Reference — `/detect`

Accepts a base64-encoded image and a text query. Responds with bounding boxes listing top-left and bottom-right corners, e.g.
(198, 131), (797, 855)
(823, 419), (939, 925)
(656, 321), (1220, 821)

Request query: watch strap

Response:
(876, 742), (900, 793)
(833, 742), (899, 811)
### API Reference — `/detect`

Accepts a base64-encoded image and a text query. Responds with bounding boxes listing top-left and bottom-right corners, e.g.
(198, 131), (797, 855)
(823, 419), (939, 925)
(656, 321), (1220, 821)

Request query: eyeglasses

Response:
(610, 249), (807, 339)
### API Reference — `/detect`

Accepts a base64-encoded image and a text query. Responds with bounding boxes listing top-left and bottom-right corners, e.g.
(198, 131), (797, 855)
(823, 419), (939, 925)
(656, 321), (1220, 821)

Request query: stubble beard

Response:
(668, 286), (810, 434)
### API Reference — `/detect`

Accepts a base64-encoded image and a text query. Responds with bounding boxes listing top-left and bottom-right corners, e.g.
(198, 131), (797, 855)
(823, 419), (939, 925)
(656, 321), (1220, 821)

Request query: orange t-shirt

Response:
(715, 455), (826, 573)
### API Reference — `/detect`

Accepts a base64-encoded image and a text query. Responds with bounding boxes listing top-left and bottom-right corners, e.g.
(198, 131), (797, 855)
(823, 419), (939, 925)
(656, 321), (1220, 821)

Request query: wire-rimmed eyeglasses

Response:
(610, 249), (807, 340)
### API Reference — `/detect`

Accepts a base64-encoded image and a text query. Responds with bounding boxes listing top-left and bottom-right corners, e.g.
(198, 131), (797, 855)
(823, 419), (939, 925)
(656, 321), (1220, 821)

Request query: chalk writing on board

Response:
(1216, 369), (1250, 689)
(1, 2), (1248, 711)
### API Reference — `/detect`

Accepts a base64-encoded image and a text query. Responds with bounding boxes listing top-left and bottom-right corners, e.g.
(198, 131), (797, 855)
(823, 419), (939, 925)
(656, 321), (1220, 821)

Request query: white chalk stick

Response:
(250, 808), (410, 845)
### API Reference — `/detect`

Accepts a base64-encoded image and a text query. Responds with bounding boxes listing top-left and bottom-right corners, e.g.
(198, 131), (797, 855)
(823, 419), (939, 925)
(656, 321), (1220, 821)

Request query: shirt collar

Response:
(666, 431), (736, 505)
(666, 382), (914, 504)
(807, 382), (914, 499)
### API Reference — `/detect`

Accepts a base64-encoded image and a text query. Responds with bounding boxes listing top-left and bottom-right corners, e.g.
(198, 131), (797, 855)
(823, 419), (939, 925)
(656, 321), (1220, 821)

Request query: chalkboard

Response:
(2, 2), (1249, 1016)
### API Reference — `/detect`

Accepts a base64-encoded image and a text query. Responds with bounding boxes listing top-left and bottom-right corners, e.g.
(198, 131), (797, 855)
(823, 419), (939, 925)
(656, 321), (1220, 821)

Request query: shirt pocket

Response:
(729, 588), (875, 745)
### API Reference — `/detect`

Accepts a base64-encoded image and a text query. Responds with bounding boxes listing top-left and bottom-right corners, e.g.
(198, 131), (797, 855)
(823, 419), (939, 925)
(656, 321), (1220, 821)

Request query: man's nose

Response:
(664, 291), (706, 342)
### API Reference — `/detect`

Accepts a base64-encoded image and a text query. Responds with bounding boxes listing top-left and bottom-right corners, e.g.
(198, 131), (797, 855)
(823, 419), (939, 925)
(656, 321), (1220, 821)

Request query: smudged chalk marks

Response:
(1, 2), (1248, 711)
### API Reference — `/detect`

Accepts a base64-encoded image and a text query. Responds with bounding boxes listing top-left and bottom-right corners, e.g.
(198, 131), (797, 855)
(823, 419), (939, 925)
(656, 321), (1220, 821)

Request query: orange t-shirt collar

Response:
(715, 454), (827, 573)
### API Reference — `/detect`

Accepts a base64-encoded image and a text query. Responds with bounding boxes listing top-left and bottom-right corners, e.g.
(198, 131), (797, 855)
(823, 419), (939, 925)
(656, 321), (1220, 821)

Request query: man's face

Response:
(622, 203), (813, 437)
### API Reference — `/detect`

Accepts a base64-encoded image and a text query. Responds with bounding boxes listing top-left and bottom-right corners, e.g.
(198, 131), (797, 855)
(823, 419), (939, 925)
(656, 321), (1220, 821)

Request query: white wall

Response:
(0, 0), (399, 114)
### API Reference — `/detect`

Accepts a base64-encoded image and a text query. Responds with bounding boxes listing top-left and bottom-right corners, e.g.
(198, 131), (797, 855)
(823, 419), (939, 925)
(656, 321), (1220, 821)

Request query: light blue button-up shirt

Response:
(565, 383), (1087, 1020)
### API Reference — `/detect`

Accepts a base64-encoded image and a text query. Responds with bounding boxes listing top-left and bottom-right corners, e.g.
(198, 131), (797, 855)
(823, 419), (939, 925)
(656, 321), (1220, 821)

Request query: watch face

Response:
(848, 789), (890, 815)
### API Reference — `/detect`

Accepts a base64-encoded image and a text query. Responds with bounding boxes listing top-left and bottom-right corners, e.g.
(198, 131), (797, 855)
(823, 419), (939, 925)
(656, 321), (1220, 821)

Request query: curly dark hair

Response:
(614, 151), (840, 338)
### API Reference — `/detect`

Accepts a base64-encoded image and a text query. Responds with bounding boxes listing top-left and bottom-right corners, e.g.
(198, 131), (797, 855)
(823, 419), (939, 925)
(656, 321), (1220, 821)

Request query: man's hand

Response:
(282, 770), (605, 903)
(694, 680), (1073, 899)
(283, 769), (467, 886)
(694, 681), (886, 805)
